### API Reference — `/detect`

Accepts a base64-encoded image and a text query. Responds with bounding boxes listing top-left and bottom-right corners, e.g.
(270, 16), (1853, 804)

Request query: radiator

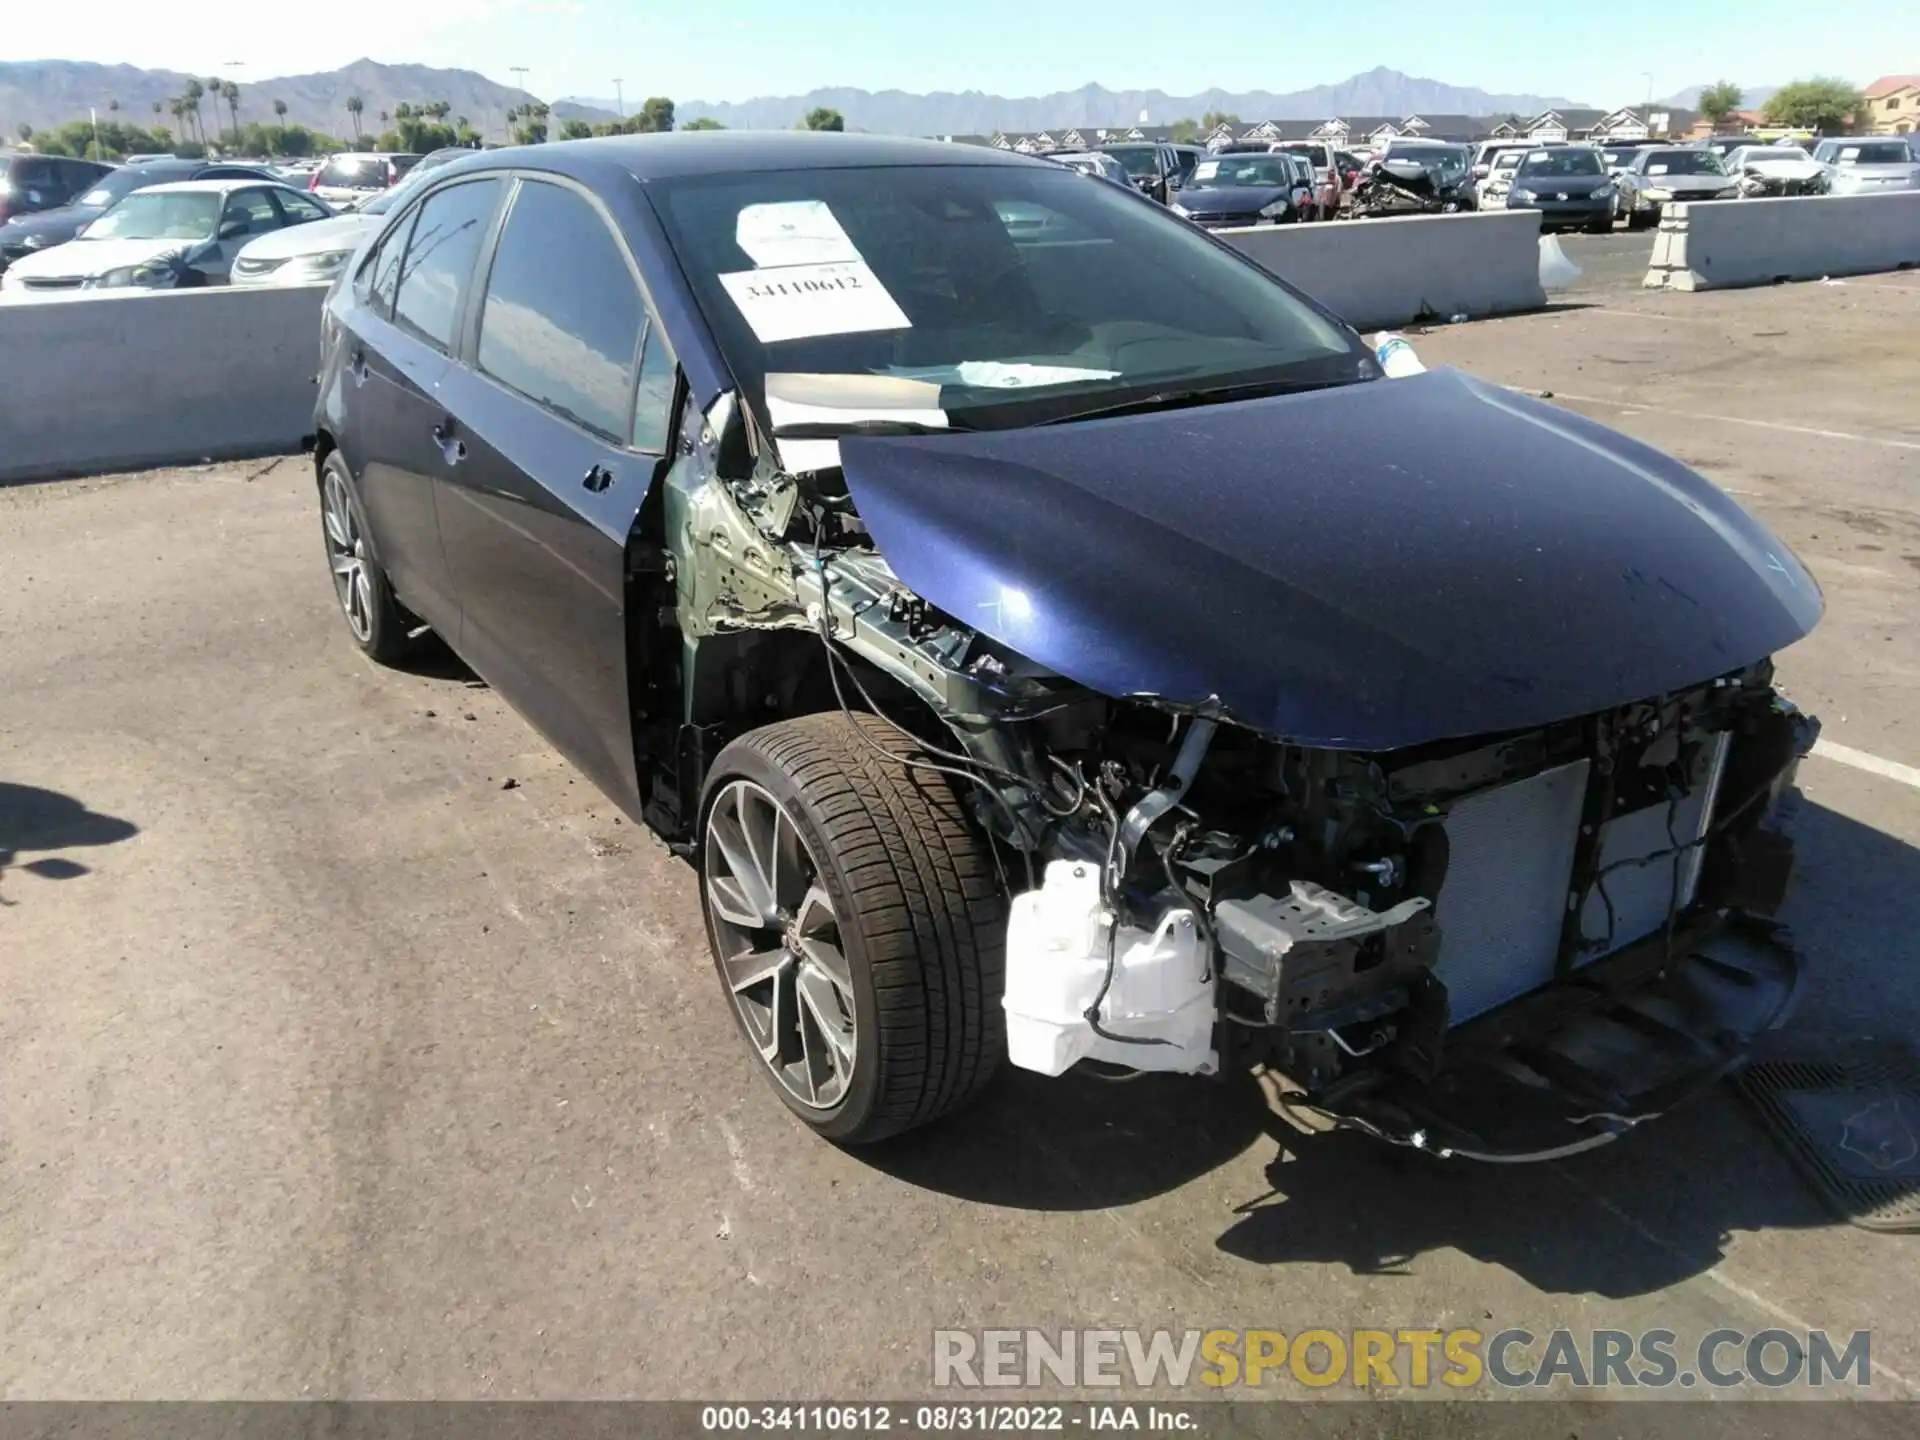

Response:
(1428, 733), (1729, 1024)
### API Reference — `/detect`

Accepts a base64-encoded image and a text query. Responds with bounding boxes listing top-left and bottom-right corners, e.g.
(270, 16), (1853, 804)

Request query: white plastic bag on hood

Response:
(1539, 234), (1582, 292)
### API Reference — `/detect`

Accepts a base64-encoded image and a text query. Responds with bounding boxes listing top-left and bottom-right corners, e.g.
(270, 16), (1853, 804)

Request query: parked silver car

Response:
(1613, 148), (1740, 228)
(1812, 137), (1919, 195)
(307, 152), (424, 210)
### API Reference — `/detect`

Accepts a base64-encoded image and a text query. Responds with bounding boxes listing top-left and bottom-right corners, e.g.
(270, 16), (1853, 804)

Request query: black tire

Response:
(1585, 216), (1613, 234)
(1627, 207), (1655, 232)
(318, 450), (413, 665)
(698, 712), (1007, 1144)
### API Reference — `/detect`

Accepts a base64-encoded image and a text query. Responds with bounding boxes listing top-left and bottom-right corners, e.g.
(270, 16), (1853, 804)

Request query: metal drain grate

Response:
(1737, 1043), (1920, 1232)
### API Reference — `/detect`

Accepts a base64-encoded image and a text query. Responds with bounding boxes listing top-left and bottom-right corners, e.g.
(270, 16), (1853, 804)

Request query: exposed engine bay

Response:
(646, 389), (1820, 1162)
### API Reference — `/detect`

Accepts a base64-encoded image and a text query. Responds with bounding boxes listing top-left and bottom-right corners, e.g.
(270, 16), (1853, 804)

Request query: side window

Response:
(631, 321), (677, 454)
(357, 209), (413, 318)
(476, 179), (645, 444)
(392, 178), (500, 354)
(221, 188), (282, 236)
(272, 190), (331, 225)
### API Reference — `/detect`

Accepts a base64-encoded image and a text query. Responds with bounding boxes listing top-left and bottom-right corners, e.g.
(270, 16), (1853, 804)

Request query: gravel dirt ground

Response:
(3, 272), (1918, 1416)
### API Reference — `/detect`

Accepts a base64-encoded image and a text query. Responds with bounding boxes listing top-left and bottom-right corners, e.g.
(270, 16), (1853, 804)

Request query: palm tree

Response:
(222, 81), (241, 143)
(206, 76), (224, 141)
(108, 97), (121, 115)
(183, 78), (206, 145)
(273, 98), (288, 122)
(346, 94), (364, 141)
(151, 100), (163, 118)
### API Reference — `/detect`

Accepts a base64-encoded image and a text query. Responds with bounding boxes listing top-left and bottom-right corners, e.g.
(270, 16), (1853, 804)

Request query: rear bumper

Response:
(1294, 912), (1801, 1162)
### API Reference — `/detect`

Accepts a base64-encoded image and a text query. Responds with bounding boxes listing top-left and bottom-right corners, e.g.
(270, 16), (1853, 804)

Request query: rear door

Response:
(433, 175), (679, 806)
(346, 177), (503, 634)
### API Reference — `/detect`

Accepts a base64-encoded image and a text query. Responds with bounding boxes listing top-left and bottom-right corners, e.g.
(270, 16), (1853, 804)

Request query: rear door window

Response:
(476, 179), (647, 444)
(222, 187), (285, 237)
(391, 178), (501, 354)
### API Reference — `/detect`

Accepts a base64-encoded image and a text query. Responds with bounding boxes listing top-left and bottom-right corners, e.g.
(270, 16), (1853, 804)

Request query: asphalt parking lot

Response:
(4, 267), (1920, 1411)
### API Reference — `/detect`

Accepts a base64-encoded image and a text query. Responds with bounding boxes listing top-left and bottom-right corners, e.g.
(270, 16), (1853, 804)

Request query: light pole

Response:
(613, 78), (625, 119)
(1642, 72), (1655, 108)
(510, 67), (534, 142)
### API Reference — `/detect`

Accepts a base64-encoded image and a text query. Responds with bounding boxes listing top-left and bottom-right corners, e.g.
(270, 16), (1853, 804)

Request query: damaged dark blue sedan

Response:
(311, 133), (1822, 1158)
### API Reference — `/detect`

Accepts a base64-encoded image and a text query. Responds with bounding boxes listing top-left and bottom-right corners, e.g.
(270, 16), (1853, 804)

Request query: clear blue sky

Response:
(13, 0), (1915, 107)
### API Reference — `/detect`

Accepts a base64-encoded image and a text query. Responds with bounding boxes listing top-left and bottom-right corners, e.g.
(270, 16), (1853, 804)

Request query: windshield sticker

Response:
(717, 261), (912, 344)
(1840, 148), (1861, 161)
(1649, 164), (1669, 175)
(734, 200), (860, 267)
(1194, 161), (1222, 180)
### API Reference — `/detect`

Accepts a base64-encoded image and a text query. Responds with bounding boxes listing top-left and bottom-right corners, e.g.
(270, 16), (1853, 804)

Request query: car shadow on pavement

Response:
(0, 782), (139, 902)
(865, 1066), (1270, 1209)
(390, 631), (488, 686)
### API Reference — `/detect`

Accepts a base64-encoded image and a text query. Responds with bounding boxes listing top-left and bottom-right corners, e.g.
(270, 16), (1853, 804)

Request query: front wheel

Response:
(698, 713), (1007, 1144)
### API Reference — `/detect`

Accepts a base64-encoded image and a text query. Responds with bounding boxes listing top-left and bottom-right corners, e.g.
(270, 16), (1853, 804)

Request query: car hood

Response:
(1178, 184), (1293, 212)
(837, 369), (1821, 750)
(2, 204), (104, 244)
(235, 214), (379, 262)
(5, 234), (196, 280)
(1740, 154), (1824, 178)
(1830, 165), (1918, 184)
(1516, 173), (1610, 195)
(1638, 172), (1732, 192)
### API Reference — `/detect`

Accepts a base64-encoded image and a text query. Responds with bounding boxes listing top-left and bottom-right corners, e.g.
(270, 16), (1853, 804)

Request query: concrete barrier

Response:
(1221, 210), (1548, 330)
(1644, 192), (1920, 291)
(0, 284), (325, 483)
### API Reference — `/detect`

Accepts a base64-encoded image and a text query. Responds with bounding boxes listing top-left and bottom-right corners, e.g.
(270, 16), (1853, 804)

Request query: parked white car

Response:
(1724, 143), (1827, 197)
(0, 178), (333, 296)
(230, 210), (383, 287)
(230, 147), (473, 287)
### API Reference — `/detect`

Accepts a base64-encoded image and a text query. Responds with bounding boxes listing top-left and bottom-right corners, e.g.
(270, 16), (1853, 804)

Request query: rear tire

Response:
(319, 451), (413, 665)
(698, 713), (1007, 1144)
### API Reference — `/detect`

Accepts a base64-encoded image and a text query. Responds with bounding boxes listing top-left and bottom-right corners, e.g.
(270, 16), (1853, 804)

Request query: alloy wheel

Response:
(322, 469), (373, 643)
(704, 779), (858, 1109)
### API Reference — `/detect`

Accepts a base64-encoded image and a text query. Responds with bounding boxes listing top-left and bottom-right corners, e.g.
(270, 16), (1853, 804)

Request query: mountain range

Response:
(2, 59), (538, 140)
(5, 60), (1586, 143)
(569, 68), (1589, 135)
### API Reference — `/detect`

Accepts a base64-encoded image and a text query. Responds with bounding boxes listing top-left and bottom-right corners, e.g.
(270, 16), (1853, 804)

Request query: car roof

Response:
(122, 178), (292, 194)
(324, 151), (424, 160)
(424, 131), (1040, 185)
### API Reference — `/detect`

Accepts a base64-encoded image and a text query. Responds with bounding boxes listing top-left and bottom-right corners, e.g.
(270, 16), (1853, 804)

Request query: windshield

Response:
(1188, 156), (1294, 188)
(84, 191), (219, 241)
(77, 167), (186, 208)
(1642, 151), (1725, 175)
(1518, 149), (1604, 178)
(1829, 141), (1912, 165)
(1492, 151), (1524, 172)
(1101, 146), (1160, 179)
(1600, 147), (1643, 165)
(652, 164), (1365, 432)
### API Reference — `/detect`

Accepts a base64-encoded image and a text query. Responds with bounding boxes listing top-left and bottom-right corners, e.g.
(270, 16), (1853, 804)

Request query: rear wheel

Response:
(319, 451), (412, 664)
(698, 713), (1007, 1144)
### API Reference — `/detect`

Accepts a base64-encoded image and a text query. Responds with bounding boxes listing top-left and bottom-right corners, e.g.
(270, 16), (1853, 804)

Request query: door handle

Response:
(432, 421), (467, 466)
(581, 464), (614, 493)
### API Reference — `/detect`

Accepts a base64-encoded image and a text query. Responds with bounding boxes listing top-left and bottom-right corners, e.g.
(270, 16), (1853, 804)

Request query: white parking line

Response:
(1545, 392), (1920, 452)
(1810, 740), (1920, 792)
